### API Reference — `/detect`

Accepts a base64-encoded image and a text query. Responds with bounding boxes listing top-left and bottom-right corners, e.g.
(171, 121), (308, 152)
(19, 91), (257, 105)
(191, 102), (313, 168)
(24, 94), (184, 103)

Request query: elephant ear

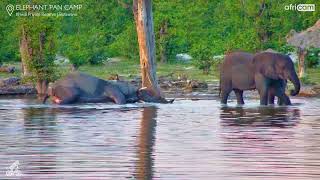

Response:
(253, 55), (280, 80)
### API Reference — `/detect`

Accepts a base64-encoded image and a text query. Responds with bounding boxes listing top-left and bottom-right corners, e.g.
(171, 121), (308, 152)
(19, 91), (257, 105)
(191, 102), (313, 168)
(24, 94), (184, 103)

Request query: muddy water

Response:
(0, 97), (320, 179)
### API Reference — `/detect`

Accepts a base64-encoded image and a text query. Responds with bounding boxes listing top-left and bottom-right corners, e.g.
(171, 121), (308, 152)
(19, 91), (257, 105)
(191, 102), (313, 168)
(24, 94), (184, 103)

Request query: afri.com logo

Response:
(285, 4), (315, 11)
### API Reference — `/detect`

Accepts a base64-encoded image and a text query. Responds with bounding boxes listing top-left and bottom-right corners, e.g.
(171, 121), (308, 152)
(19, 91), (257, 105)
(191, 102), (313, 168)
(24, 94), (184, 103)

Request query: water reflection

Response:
(134, 106), (157, 180)
(1, 98), (320, 179)
(220, 106), (300, 127)
(218, 106), (318, 179)
(22, 107), (58, 176)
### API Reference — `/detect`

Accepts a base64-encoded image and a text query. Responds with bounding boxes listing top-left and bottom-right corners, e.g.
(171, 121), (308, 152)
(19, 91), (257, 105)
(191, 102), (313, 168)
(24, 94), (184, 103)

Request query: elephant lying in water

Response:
(43, 72), (172, 104)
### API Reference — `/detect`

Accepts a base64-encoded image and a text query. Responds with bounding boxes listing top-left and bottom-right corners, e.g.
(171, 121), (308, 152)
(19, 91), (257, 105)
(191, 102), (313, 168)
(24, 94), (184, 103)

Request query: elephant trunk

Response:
(289, 71), (300, 96)
(42, 86), (53, 104)
(41, 95), (49, 104)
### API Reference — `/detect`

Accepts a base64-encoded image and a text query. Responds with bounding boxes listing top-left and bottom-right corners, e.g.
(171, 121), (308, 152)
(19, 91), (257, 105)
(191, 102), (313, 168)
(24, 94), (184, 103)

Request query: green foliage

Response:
(16, 1), (61, 82)
(306, 48), (320, 68)
(0, 0), (319, 70)
(0, 0), (66, 83)
(278, 45), (296, 54)
(59, 0), (135, 63)
(107, 22), (139, 60)
(300, 74), (316, 85)
(190, 43), (214, 74)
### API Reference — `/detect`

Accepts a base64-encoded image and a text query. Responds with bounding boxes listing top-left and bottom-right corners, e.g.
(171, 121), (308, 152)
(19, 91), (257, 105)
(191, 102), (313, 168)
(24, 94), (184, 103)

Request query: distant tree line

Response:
(0, 0), (319, 67)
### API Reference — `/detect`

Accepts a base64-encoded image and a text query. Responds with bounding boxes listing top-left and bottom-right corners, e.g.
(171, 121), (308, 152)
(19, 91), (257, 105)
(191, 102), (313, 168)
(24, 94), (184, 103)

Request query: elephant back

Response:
(64, 72), (108, 96)
(109, 80), (139, 97)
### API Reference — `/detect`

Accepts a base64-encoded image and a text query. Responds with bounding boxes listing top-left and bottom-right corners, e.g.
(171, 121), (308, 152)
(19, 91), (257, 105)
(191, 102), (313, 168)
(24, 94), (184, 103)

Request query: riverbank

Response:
(0, 59), (320, 98)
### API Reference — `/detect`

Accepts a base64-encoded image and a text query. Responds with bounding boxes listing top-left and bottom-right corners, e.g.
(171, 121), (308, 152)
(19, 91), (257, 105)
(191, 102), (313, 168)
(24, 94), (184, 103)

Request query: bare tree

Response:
(19, 26), (32, 77)
(287, 19), (320, 77)
(133, 0), (162, 98)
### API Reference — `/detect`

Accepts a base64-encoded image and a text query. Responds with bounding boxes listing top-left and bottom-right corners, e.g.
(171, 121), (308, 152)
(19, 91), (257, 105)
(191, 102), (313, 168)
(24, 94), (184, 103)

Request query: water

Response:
(0, 97), (320, 179)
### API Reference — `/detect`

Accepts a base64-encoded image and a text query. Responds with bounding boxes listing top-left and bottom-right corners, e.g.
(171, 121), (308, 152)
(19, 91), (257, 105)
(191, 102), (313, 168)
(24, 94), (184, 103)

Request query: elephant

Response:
(220, 51), (300, 105)
(42, 72), (172, 104)
(268, 79), (289, 105)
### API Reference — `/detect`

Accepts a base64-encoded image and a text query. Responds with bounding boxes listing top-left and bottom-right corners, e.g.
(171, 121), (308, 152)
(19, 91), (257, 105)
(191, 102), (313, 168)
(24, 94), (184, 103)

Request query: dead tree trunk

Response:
(19, 26), (32, 77)
(36, 31), (49, 99)
(297, 48), (307, 78)
(133, 0), (162, 98)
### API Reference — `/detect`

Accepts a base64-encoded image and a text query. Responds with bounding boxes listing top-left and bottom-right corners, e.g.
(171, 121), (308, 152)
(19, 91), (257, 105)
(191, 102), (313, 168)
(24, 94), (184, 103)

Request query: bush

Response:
(278, 45), (295, 54)
(300, 75), (316, 85)
(88, 51), (107, 65)
(190, 44), (214, 74)
(107, 22), (139, 60)
(66, 50), (89, 69)
(306, 48), (320, 68)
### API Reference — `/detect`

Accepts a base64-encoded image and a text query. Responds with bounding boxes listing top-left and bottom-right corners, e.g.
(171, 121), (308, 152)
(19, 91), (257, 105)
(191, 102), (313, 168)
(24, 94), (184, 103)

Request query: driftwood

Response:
(0, 85), (36, 95)
(0, 77), (36, 95)
(0, 77), (20, 87)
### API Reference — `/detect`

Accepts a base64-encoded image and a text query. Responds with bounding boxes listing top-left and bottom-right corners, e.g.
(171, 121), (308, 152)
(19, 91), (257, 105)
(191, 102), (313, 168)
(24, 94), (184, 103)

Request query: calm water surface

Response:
(0, 97), (320, 180)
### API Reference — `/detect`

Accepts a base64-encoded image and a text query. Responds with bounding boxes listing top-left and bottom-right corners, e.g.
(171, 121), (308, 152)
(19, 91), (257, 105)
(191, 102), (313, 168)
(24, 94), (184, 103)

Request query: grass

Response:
(307, 68), (320, 85)
(0, 59), (220, 82)
(78, 58), (219, 82)
(0, 62), (21, 79)
(1, 59), (319, 85)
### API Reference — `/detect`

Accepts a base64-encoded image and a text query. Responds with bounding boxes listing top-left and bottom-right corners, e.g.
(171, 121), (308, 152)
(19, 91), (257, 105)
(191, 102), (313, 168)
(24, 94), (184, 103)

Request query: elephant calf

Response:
(43, 72), (171, 104)
(220, 51), (300, 105)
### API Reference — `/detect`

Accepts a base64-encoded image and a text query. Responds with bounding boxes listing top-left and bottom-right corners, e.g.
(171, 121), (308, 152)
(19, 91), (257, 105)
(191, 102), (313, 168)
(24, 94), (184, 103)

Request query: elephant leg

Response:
(104, 86), (126, 104)
(272, 80), (291, 105)
(277, 97), (283, 105)
(268, 90), (275, 105)
(234, 89), (244, 105)
(255, 74), (269, 105)
(220, 88), (232, 104)
(220, 80), (232, 104)
(277, 93), (291, 105)
(259, 90), (269, 105)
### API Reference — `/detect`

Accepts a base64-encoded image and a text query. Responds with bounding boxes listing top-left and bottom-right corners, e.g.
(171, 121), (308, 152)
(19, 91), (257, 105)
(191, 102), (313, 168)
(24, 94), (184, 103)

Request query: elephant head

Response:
(138, 87), (174, 103)
(253, 52), (300, 96)
(42, 84), (78, 104)
(41, 85), (59, 104)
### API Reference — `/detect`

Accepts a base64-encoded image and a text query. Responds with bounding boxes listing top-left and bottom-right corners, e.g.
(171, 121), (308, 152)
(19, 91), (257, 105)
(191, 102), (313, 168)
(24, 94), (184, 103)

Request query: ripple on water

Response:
(0, 97), (320, 179)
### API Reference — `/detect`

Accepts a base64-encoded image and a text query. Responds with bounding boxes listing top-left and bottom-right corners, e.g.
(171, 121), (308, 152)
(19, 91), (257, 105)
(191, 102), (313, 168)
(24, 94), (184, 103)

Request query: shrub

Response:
(306, 48), (320, 68)
(88, 51), (107, 65)
(190, 44), (214, 74)
(300, 75), (316, 85)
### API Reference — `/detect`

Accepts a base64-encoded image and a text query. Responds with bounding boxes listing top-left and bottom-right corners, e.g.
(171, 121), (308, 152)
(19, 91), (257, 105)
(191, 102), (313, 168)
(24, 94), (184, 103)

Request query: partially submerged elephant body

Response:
(45, 72), (167, 104)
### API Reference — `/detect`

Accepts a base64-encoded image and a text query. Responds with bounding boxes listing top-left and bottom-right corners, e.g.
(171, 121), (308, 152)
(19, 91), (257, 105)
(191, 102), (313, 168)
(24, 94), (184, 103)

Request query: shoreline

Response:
(0, 76), (319, 98)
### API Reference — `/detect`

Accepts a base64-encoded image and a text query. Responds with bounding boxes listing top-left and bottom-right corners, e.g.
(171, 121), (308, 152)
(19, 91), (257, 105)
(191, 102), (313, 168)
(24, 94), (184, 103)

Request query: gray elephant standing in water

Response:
(43, 72), (172, 104)
(220, 51), (300, 105)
